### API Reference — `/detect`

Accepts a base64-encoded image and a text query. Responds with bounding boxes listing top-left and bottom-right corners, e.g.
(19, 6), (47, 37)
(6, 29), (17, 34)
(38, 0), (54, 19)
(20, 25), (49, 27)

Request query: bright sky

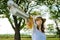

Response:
(0, 18), (14, 34)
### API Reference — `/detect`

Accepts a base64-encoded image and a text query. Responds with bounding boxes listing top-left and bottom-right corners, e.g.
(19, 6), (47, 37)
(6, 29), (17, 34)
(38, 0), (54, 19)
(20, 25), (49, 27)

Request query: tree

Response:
(49, 1), (60, 38)
(0, 0), (27, 40)
(47, 24), (54, 33)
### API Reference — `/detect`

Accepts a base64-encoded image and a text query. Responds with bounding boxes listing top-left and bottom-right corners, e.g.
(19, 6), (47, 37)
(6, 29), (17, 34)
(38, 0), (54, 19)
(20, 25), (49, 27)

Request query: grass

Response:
(0, 37), (60, 40)
(0, 34), (60, 40)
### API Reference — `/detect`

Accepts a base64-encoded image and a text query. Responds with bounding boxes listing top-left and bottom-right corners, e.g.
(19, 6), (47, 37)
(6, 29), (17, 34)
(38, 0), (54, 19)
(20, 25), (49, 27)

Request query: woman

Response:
(27, 16), (46, 40)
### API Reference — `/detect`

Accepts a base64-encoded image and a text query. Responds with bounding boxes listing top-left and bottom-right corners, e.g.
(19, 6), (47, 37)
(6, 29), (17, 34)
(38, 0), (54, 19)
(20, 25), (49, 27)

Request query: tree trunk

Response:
(55, 20), (58, 27)
(54, 20), (60, 38)
(14, 27), (21, 40)
(13, 15), (21, 40)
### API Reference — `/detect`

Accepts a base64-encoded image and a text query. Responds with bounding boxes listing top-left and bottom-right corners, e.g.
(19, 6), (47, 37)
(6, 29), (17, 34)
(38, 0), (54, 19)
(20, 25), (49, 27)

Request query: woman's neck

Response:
(37, 25), (41, 32)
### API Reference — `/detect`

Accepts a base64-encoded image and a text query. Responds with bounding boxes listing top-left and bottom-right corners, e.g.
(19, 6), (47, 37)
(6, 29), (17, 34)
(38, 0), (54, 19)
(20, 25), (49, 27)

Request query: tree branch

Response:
(13, 15), (18, 27)
(18, 18), (22, 27)
(7, 16), (15, 30)
(20, 20), (25, 31)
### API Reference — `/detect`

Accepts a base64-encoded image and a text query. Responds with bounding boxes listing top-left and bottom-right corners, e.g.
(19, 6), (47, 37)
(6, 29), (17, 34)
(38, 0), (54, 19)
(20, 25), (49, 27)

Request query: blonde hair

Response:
(26, 16), (34, 29)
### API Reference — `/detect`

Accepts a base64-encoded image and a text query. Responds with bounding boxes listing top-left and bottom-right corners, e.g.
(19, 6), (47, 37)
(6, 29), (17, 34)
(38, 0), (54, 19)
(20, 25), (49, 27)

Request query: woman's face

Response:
(36, 19), (42, 26)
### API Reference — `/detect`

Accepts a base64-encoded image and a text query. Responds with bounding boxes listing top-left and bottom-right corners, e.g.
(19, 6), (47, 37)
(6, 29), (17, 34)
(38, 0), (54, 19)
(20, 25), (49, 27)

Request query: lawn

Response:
(0, 35), (60, 40)
(0, 37), (60, 40)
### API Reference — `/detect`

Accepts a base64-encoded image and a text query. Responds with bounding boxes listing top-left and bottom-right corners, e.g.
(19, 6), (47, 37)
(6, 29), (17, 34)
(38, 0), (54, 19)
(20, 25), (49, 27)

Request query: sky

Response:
(0, 18), (14, 34)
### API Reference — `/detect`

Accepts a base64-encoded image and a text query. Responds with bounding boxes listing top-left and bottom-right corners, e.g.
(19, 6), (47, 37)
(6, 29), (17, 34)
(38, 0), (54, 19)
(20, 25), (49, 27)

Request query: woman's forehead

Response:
(35, 18), (42, 20)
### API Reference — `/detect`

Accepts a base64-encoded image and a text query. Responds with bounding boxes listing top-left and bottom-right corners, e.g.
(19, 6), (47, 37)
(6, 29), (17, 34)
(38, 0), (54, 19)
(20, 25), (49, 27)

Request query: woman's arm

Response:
(32, 18), (37, 33)
(26, 16), (37, 32)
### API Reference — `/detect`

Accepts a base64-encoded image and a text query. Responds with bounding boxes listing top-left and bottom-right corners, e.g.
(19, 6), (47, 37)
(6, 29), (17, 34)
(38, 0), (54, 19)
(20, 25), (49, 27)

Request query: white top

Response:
(31, 22), (46, 40)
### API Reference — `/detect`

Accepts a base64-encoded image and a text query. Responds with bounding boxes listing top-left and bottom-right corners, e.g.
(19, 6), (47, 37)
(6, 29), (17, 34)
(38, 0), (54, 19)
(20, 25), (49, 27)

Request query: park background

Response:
(0, 0), (60, 40)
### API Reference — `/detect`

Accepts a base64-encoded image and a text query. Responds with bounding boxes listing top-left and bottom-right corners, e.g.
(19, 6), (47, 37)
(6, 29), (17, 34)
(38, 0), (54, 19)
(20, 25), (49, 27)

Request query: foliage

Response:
(0, 0), (60, 39)
(47, 24), (54, 32)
